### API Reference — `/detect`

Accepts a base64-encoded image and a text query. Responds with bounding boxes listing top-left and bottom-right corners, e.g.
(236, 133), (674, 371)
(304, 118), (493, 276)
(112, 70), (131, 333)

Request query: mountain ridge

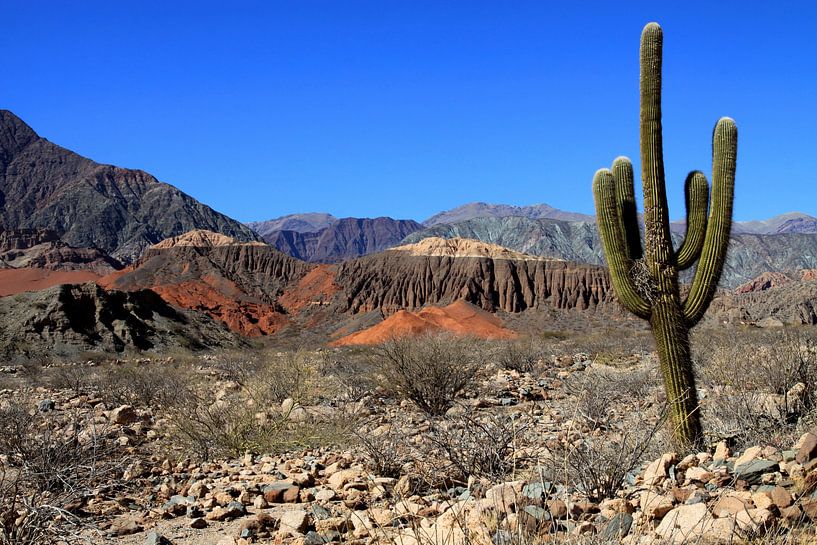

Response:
(0, 110), (261, 262)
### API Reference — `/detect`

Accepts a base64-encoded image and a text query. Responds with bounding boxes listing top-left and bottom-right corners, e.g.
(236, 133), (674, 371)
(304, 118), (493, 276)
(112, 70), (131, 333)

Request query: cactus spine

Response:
(592, 22), (737, 449)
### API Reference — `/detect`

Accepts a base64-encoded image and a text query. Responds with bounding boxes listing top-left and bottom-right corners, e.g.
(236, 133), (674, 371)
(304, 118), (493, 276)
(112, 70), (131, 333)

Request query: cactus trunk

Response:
(651, 299), (702, 445)
(591, 22), (736, 450)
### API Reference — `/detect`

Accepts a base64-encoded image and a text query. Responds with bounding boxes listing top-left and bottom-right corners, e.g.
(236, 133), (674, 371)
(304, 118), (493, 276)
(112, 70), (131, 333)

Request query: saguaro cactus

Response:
(592, 22), (737, 449)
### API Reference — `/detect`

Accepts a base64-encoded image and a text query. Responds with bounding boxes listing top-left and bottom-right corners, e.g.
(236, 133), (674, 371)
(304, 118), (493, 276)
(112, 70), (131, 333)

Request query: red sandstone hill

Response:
(329, 300), (517, 346)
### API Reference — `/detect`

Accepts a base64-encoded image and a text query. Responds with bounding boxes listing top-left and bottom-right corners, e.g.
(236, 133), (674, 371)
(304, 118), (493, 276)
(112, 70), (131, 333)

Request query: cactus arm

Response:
(612, 156), (643, 260)
(639, 23), (674, 274)
(593, 168), (652, 319)
(683, 118), (738, 325)
(675, 171), (710, 270)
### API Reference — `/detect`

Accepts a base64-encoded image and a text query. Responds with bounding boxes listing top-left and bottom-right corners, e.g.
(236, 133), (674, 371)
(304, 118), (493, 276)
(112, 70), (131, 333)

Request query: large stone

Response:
(733, 460), (779, 485)
(643, 453), (677, 486)
(640, 491), (674, 520)
(796, 432), (817, 464)
(484, 481), (525, 513)
(144, 532), (171, 545)
(712, 495), (750, 517)
(263, 482), (301, 504)
(110, 405), (139, 425)
(771, 486), (793, 509)
(654, 503), (713, 544)
(601, 512), (633, 540)
(280, 509), (311, 535)
(206, 501), (246, 521)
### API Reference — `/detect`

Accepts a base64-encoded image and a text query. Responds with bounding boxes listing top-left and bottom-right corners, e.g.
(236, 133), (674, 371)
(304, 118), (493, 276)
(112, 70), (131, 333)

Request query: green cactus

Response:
(592, 22), (737, 449)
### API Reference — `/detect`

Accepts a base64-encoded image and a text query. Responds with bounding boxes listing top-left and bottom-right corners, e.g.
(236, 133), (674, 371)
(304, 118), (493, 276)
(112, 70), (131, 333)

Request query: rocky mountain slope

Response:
(0, 110), (260, 262)
(732, 212), (817, 234)
(404, 217), (817, 288)
(246, 213), (337, 237)
(0, 282), (240, 356)
(102, 231), (313, 336)
(261, 217), (423, 263)
(0, 228), (122, 274)
(708, 277), (817, 326)
(422, 201), (595, 226)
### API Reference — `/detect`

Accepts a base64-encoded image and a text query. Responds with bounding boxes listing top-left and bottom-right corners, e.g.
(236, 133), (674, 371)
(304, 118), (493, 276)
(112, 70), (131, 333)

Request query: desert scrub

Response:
(494, 337), (547, 374)
(166, 348), (351, 460)
(369, 333), (480, 416)
(0, 404), (122, 544)
(430, 409), (525, 482)
(695, 327), (817, 449)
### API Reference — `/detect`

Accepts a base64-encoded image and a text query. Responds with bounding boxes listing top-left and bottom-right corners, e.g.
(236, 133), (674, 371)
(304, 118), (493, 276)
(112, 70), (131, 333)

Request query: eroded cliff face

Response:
(117, 235), (312, 304)
(101, 232), (315, 335)
(332, 239), (613, 315)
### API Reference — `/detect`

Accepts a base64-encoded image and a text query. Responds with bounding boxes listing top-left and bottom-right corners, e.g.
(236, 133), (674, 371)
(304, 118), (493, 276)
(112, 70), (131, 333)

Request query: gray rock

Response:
(144, 532), (171, 545)
(601, 512), (633, 540)
(734, 459), (779, 484)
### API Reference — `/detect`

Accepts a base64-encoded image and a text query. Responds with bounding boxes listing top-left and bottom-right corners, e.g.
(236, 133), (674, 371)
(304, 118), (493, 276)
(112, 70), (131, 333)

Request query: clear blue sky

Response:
(2, 1), (815, 223)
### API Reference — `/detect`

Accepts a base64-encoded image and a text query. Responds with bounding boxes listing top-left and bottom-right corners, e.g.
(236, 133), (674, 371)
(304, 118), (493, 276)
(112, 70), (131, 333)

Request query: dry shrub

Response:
(696, 327), (817, 449)
(430, 409), (525, 482)
(544, 364), (668, 502)
(168, 349), (349, 460)
(355, 421), (410, 479)
(0, 404), (121, 544)
(494, 337), (547, 374)
(370, 333), (480, 416)
(565, 365), (658, 430)
(208, 348), (320, 404)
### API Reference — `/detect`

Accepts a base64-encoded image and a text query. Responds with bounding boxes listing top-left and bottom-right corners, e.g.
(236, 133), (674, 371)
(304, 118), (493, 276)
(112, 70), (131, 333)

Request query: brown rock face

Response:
(0, 228), (122, 275)
(333, 244), (613, 314)
(96, 232), (615, 339)
(102, 235), (312, 334)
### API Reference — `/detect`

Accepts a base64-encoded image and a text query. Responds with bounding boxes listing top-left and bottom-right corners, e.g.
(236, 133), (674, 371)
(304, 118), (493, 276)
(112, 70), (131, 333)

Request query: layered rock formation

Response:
(330, 300), (516, 346)
(334, 238), (613, 314)
(0, 228), (121, 274)
(0, 110), (260, 262)
(102, 231), (313, 336)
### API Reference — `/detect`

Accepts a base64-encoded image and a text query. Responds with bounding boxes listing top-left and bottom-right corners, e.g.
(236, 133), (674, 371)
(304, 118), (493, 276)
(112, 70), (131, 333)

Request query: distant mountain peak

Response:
(0, 110), (40, 157)
(423, 202), (594, 226)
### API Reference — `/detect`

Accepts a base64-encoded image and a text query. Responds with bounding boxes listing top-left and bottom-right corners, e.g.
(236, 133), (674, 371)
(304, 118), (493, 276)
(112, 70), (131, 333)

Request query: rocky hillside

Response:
(261, 217), (423, 263)
(405, 217), (817, 288)
(246, 213), (336, 237)
(0, 228), (122, 274)
(103, 231), (313, 336)
(423, 201), (595, 226)
(334, 237), (613, 315)
(0, 110), (260, 262)
(0, 282), (240, 356)
(709, 273), (817, 326)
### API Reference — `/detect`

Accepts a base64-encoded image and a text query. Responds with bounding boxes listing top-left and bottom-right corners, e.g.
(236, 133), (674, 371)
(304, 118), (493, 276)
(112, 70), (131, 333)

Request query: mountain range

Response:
(1, 109), (817, 354)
